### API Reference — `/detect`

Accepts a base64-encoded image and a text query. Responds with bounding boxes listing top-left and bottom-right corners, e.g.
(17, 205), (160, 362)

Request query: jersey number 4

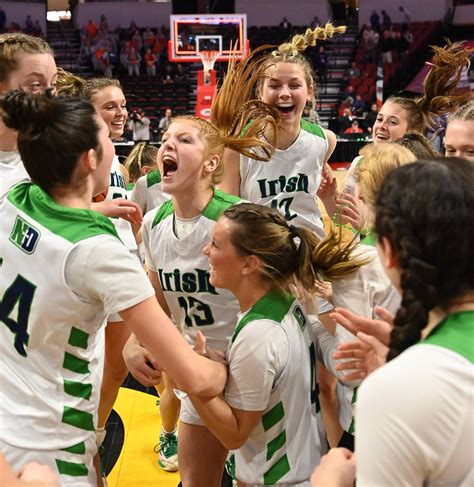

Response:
(177, 296), (214, 327)
(0, 271), (36, 357)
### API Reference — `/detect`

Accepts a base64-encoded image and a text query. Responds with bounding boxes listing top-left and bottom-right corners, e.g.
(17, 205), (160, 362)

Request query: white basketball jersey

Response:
(240, 120), (327, 239)
(105, 155), (137, 250)
(0, 151), (29, 199)
(132, 169), (170, 215)
(0, 183), (120, 455)
(229, 291), (323, 485)
(142, 189), (240, 351)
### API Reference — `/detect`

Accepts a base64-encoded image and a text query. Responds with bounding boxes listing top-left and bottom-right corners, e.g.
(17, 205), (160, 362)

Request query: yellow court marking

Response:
(107, 387), (180, 487)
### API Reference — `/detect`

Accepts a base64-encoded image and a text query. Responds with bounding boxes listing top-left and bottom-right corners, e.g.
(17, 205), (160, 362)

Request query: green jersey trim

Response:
(127, 182), (135, 190)
(61, 441), (86, 454)
(231, 290), (295, 343)
(146, 169), (162, 188)
(202, 189), (240, 222)
(151, 189), (240, 228)
(263, 453), (291, 485)
(55, 459), (88, 477)
(61, 406), (95, 431)
(68, 327), (89, 350)
(361, 232), (377, 247)
(300, 119), (326, 139)
(7, 183), (119, 243)
(420, 311), (474, 363)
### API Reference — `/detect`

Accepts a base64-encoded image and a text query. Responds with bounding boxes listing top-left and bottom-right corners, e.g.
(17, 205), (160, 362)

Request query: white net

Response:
(198, 50), (220, 84)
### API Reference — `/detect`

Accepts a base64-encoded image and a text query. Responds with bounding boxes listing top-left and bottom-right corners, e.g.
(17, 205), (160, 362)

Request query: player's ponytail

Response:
(223, 203), (368, 293)
(276, 23), (346, 58)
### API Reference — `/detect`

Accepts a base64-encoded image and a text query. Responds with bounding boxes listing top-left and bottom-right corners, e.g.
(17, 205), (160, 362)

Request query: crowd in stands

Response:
(0, 9), (43, 37)
(79, 16), (186, 80)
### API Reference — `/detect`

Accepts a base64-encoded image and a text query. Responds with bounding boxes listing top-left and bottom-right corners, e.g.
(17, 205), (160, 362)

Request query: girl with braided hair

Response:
(216, 22), (346, 240)
(187, 202), (367, 485)
(124, 142), (158, 192)
(122, 108), (280, 484)
(312, 157), (474, 486)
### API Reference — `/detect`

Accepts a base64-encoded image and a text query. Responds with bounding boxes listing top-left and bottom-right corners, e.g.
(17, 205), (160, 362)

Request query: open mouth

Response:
(277, 104), (295, 114)
(162, 156), (178, 177)
(375, 133), (389, 141)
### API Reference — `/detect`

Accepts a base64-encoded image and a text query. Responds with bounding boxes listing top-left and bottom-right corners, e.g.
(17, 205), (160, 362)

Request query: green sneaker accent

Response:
(225, 453), (236, 480)
(156, 431), (178, 472)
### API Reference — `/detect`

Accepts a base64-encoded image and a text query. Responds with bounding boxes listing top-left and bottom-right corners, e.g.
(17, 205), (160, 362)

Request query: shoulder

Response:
(150, 200), (174, 229)
(146, 169), (162, 188)
(300, 119), (326, 139)
(359, 345), (472, 419)
(202, 189), (241, 222)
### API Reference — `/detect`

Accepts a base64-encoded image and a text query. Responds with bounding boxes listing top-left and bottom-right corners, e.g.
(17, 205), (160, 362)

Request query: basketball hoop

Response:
(198, 50), (220, 84)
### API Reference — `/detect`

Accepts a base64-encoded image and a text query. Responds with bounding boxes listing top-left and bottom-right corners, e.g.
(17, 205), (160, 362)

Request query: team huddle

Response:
(0, 27), (473, 487)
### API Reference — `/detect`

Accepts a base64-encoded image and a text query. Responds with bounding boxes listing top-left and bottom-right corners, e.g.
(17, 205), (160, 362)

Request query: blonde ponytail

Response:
(277, 23), (346, 57)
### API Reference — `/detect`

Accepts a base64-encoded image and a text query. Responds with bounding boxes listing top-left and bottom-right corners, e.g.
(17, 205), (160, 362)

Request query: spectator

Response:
(85, 19), (97, 40)
(25, 15), (33, 34)
(338, 107), (355, 132)
(128, 109), (151, 142)
(174, 63), (188, 83)
(99, 14), (108, 33)
(159, 108), (173, 136)
(279, 17), (292, 30)
(131, 30), (143, 52)
(143, 27), (155, 49)
(394, 30), (410, 63)
(345, 61), (361, 81)
(353, 94), (366, 116)
(125, 46), (141, 76)
(381, 10), (392, 30)
(144, 48), (157, 76)
(340, 84), (356, 103)
(162, 63), (175, 84)
(315, 45), (329, 87)
(399, 6), (411, 30)
(380, 29), (394, 64)
(310, 16), (321, 29)
(0, 7), (6, 32)
(344, 119), (363, 134)
(365, 102), (378, 132)
(128, 20), (138, 38)
(370, 10), (380, 32)
(363, 25), (379, 63)
(32, 20), (43, 38)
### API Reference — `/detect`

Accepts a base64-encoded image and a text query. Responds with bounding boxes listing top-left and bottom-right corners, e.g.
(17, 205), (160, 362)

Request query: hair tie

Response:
(289, 225), (298, 239)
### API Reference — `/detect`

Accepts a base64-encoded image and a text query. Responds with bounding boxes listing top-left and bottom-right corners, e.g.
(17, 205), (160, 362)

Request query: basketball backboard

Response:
(169, 13), (247, 62)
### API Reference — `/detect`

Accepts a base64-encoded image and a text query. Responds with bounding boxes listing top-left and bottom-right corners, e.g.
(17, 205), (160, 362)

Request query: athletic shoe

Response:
(224, 453), (236, 483)
(155, 430), (178, 472)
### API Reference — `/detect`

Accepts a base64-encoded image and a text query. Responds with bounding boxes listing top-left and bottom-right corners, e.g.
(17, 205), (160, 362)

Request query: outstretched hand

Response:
(92, 198), (143, 224)
(334, 331), (389, 381)
(333, 192), (362, 230)
(330, 306), (394, 346)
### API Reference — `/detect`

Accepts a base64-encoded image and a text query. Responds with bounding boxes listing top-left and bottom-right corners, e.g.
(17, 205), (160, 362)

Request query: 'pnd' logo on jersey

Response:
(9, 216), (41, 254)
